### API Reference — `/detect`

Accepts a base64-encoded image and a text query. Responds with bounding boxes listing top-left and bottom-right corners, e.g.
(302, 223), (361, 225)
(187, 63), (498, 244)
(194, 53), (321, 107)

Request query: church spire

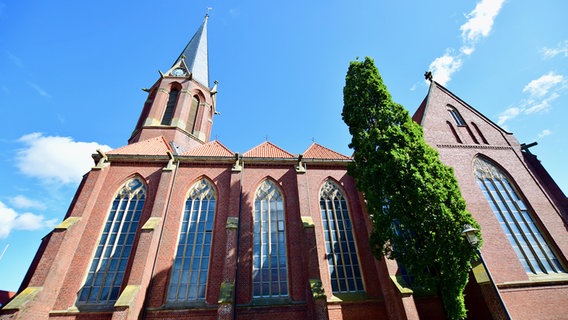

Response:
(172, 15), (209, 87)
(129, 15), (216, 151)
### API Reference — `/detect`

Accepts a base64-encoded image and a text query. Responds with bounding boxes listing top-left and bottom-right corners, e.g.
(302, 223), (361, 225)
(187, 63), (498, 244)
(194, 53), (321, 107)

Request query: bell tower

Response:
(129, 15), (217, 152)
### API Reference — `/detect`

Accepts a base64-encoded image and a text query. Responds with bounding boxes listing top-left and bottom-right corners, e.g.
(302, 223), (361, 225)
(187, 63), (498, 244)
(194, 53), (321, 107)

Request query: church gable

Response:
(243, 141), (294, 158)
(303, 143), (350, 160)
(180, 140), (233, 157)
(418, 81), (518, 148)
(107, 136), (173, 156)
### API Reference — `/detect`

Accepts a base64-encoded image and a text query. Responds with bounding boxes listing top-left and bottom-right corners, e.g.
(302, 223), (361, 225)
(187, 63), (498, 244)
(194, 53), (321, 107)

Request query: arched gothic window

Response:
(474, 157), (565, 274)
(252, 179), (288, 298)
(447, 105), (466, 126)
(187, 95), (200, 134)
(161, 86), (180, 125)
(77, 178), (146, 305)
(167, 179), (216, 302)
(320, 180), (364, 293)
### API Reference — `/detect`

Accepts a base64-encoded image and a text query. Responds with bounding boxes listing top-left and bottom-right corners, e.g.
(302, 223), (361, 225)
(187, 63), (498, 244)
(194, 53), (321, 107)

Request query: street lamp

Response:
(461, 224), (512, 320)
(461, 224), (479, 247)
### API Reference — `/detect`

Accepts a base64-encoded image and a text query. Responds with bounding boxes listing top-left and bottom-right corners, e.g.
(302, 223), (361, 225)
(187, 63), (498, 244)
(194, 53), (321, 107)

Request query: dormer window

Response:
(447, 105), (466, 126)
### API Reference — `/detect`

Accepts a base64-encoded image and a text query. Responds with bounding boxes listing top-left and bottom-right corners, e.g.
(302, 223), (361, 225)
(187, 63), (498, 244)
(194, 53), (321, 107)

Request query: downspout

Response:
(233, 160), (244, 320)
(141, 153), (179, 319)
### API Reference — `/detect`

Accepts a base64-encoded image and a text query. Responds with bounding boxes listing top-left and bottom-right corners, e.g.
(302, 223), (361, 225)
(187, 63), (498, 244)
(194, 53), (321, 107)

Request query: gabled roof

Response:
(419, 81), (511, 134)
(181, 140), (233, 157)
(243, 141), (295, 158)
(172, 15), (209, 87)
(107, 136), (172, 156)
(303, 143), (350, 160)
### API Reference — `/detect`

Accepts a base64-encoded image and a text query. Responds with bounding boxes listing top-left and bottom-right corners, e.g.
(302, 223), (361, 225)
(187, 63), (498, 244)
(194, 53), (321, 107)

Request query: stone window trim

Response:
(474, 157), (566, 275)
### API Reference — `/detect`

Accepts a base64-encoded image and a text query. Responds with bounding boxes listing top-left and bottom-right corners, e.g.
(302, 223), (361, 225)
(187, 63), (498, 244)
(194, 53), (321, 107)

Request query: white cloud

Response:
(523, 72), (564, 98)
(542, 40), (568, 59)
(524, 92), (559, 114)
(460, 0), (506, 45)
(497, 107), (521, 125)
(498, 72), (566, 125)
(429, 51), (463, 86)
(9, 195), (46, 210)
(0, 201), (57, 239)
(460, 46), (474, 56)
(16, 133), (112, 185)
(538, 129), (552, 138)
(429, 0), (505, 85)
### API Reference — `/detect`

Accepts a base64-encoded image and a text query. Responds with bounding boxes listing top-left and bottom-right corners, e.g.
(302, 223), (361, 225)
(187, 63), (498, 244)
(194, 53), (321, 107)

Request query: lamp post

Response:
(461, 224), (512, 320)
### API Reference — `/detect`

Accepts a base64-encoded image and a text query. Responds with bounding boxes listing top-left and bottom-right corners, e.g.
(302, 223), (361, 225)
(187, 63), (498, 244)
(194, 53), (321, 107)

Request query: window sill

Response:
(500, 273), (568, 289)
(328, 292), (372, 303)
(161, 300), (212, 309)
(247, 297), (294, 306)
(50, 304), (113, 315)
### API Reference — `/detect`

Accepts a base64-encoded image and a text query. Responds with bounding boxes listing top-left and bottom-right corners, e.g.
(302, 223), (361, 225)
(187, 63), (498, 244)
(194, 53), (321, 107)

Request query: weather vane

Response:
(206, 7), (213, 16)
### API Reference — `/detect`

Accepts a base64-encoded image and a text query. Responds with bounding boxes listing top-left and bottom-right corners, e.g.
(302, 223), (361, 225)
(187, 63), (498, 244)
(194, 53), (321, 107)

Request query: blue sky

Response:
(0, 0), (567, 292)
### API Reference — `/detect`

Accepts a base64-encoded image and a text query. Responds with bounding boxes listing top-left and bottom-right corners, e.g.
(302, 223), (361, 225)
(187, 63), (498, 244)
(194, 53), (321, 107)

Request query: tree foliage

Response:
(342, 57), (481, 319)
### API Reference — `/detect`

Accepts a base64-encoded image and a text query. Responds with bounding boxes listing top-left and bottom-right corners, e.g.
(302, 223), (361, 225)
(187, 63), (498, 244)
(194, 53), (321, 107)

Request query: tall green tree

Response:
(342, 57), (480, 319)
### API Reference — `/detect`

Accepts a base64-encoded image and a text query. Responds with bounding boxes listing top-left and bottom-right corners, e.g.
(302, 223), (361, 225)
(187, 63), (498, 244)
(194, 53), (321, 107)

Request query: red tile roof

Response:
(0, 290), (15, 306)
(243, 141), (294, 158)
(303, 143), (350, 160)
(181, 140), (233, 157)
(107, 136), (172, 156)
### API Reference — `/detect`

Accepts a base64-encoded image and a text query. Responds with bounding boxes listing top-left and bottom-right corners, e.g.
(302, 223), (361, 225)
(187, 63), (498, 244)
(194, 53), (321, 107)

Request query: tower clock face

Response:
(172, 68), (186, 76)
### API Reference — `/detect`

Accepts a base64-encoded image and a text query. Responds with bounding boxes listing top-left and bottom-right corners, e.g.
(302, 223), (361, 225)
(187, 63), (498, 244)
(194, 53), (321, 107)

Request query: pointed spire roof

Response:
(173, 15), (209, 87)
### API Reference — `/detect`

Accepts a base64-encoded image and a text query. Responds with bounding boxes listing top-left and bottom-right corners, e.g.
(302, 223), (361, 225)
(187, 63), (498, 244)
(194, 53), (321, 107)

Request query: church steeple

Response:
(129, 15), (216, 152)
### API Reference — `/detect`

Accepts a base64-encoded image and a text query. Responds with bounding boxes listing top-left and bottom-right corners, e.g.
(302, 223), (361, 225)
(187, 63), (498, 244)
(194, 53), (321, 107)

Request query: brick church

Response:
(2, 16), (568, 320)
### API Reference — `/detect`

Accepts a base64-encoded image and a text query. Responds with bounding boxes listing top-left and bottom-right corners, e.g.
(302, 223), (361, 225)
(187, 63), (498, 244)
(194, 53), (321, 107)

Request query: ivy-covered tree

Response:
(342, 57), (481, 319)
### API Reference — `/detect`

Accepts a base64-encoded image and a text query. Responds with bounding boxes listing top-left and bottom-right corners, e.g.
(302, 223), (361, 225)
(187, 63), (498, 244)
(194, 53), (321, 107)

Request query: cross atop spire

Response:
(172, 15), (209, 87)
